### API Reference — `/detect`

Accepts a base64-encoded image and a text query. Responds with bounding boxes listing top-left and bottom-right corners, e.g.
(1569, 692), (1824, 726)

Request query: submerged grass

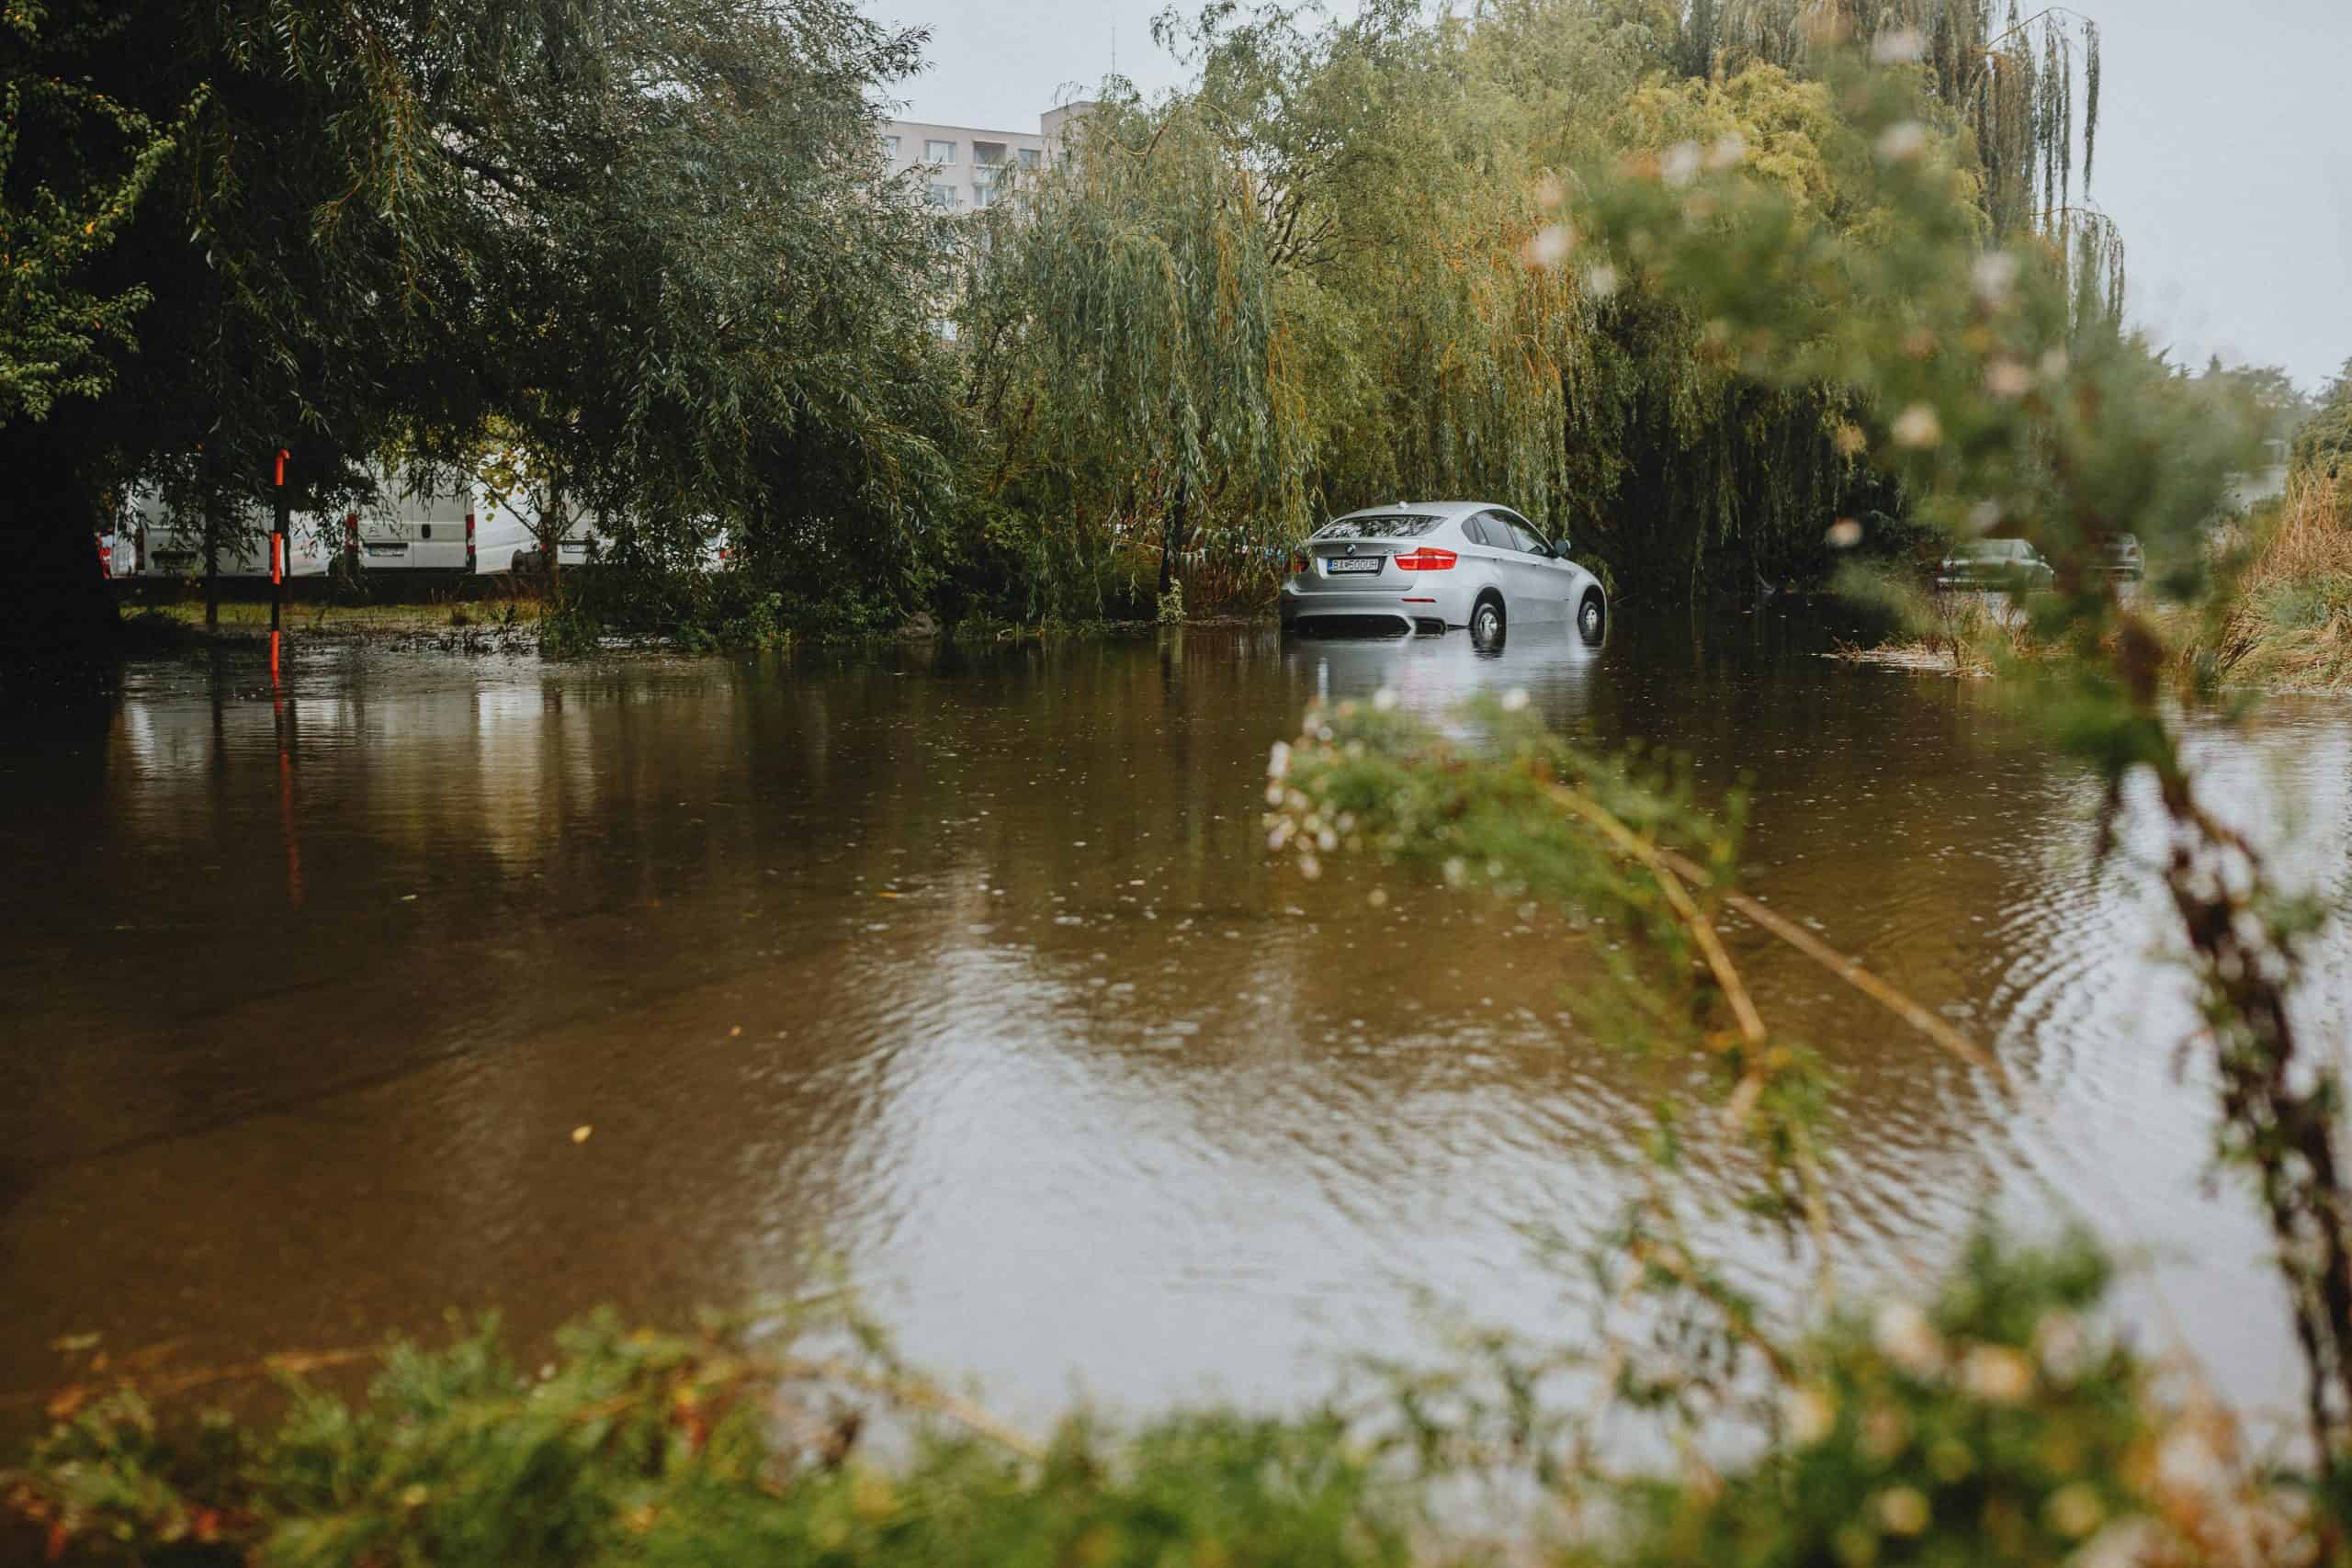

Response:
(133, 598), (548, 642)
(1829, 572), (2055, 678)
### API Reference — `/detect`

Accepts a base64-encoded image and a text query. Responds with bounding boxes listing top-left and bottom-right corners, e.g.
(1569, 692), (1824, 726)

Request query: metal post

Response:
(272, 446), (289, 631)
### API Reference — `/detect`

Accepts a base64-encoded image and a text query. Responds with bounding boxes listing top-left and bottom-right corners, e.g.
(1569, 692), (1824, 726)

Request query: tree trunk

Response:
(1158, 471), (1188, 600)
(0, 453), (121, 694)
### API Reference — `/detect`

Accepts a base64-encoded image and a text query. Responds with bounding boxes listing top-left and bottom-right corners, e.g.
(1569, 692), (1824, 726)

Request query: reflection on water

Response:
(2, 615), (2349, 1433)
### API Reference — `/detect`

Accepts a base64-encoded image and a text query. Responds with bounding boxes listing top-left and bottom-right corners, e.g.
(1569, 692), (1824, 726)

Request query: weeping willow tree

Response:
(1241, 3), (1598, 532)
(958, 98), (1311, 619)
(1677, 1), (2120, 304)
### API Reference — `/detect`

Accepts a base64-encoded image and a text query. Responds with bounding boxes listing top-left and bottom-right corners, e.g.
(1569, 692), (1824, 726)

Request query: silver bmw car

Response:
(1278, 501), (1607, 644)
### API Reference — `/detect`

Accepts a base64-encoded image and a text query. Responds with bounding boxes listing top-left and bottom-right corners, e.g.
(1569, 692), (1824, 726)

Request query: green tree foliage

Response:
(0, 0), (956, 669)
(2294, 357), (2352, 481)
(0, 9), (194, 424)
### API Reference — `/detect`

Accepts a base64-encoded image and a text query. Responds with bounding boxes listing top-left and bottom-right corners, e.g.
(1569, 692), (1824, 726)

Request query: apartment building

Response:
(880, 102), (1096, 212)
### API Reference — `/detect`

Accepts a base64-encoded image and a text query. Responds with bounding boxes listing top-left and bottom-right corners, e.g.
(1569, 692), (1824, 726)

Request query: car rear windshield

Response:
(1315, 514), (1440, 540)
(1960, 539), (2030, 558)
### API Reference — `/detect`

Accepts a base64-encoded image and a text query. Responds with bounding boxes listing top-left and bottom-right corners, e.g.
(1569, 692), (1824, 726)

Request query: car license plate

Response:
(1327, 557), (1382, 574)
(366, 543), (406, 557)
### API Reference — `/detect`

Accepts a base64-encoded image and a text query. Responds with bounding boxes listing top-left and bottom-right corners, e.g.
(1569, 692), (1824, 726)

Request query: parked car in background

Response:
(510, 517), (605, 574)
(1935, 537), (2055, 592)
(116, 487), (331, 579)
(1280, 501), (1607, 644)
(511, 516), (741, 574)
(2098, 532), (2144, 581)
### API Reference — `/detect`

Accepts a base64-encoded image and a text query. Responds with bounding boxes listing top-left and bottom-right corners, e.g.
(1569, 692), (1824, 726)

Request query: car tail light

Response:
(1290, 549), (1308, 575)
(465, 512), (477, 571)
(1392, 547), (1457, 571)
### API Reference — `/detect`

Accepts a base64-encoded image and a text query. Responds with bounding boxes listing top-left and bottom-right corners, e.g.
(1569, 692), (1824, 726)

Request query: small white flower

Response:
(1826, 517), (1863, 549)
(2040, 346), (2071, 380)
(1532, 172), (1565, 209)
(1268, 819), (1295, 851)
(1372, 686), (1398, 712)
(1871, 27), (1926, 63)
(1661, 141), (1702, 188)
(1297, 852), (1321, 880)
(1704, 132), (1747, 172)
(1876, 120), (1929, 163)
(1583, 263), (1620, 300)
(2045, 1482), (2105, 1539)
(1522, 223), (1573, 268)
(1873, 1299), (1944, 1375)
(2033, 1311), (2087, 1381)
(1442, 857), (1467, 886)
(1500, 687), (1530, 712)
(1966, 499), (2002, 535)
(1267, 739), (1292, 779)
(1891, 403), (1943, 448)
(1265, 782), (1285, 807)
(1959, 1345), (2034, 1404)
(1971, 251), (2020, 307)
(1781, 1385), (1837, 1445)
(1876, 1485), (1931, 1536)
(1316, 826), (1338, 852)
(1985, 358), (2031, 399)
(1367, 887), (1389, 908)
(2070, 1521), (2157, 1568)
(2155, 1427), (2225, 1494)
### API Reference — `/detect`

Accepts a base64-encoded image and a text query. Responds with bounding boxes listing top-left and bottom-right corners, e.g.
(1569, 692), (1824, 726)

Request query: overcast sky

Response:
(864, 0), (2352, 392)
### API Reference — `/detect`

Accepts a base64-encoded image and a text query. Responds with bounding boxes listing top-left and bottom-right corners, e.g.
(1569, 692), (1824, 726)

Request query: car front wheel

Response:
(1577, 592), (1604, 643)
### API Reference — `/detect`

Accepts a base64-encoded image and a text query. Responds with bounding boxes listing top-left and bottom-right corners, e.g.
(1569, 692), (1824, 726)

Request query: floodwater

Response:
(5, 611), (2350, 1441)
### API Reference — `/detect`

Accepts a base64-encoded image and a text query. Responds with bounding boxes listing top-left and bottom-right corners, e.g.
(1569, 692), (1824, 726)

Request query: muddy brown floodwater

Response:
(4, 610), (2350, 1442)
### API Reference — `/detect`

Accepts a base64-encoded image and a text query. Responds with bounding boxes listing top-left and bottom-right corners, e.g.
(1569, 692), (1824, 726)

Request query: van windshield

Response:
(1315, 514), (1439, 540)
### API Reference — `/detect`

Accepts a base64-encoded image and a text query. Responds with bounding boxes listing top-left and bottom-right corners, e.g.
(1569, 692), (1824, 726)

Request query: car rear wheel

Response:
(1471, 595), (1506, 647)
(1577, 592), (1605, 644)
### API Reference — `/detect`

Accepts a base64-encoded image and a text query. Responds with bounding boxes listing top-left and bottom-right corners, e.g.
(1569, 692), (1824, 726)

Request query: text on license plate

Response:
(366, 543), (407, 557)
(1327, 557), (1382, 574)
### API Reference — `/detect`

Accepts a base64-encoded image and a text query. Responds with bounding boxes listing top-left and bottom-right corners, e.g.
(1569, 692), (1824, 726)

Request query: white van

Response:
(343, 465), (538, 574)
(509, 513), (608, 573)
(118, 487), (331, 578)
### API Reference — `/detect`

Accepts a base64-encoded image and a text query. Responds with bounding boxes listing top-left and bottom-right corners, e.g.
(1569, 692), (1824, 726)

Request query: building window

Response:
(974, 182), (1001, 209)
(927, 182), (959, 210)
(884, 135), (900, 159)
(924, 139), (956, 164)
(1016, 147), (1042, 170)
(973, 141), (1007, 166)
